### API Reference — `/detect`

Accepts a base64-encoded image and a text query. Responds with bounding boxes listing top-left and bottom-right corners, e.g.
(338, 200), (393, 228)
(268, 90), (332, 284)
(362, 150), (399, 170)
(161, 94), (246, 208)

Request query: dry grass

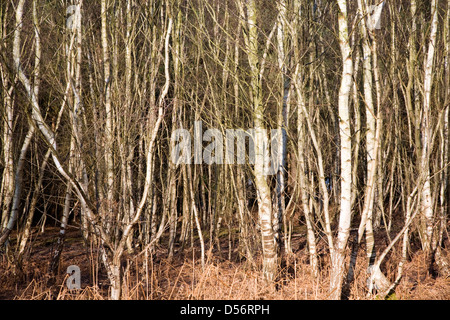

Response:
(1, 227), (449, 300)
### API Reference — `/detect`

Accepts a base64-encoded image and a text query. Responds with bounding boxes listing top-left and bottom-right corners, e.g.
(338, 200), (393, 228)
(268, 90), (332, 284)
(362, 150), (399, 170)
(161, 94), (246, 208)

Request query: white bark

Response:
(244, 0), (277, 282)
(0, 51), (15, 231)
(436, 0), (450, 277)
(275, 0), (288, 253)
(420, 0), (438, 255)
(330, 0), (353, 300)
(101, 0), (115, 233)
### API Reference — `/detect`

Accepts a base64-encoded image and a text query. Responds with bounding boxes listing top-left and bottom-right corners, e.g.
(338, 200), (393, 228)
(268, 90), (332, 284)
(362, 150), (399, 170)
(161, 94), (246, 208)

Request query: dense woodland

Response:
(0, 0), (450, 300)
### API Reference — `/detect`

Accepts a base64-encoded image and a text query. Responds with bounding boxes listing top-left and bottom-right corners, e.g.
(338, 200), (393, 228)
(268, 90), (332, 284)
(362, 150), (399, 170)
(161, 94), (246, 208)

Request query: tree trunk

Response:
(244, 0), (277, 282)
(420, 0), (438, 259)
(330, 0), (353, 300)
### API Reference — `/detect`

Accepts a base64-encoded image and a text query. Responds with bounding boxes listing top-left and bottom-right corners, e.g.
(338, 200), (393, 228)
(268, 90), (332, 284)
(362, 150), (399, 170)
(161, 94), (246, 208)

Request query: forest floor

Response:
(0, 225), (449, 300)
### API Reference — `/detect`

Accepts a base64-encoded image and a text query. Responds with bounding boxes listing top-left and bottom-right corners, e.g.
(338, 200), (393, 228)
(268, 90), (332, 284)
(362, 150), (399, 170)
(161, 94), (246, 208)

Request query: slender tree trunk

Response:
(350, 34), (361, 209)
(101, 0), (115, 234)
(244, 0), (277, 282)
(435, 0), (450, 277)
(420, 0), (438, 259)
(0, 63), (15, 232)
(330, 0), (353, 300)
(275, 0), (289, 254)
(167, 7), (182, 259)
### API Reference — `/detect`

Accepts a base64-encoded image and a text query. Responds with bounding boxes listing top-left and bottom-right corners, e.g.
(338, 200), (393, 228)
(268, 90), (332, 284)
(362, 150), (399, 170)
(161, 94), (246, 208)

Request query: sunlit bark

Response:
(330, 0), (353, 300)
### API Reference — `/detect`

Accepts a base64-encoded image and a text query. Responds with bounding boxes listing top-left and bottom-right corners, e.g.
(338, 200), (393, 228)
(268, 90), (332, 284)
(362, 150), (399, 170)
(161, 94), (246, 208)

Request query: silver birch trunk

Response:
(275, 0), (288, 254)
(168, 6), (182, 259)
(101, 0), (115, 233)
(435, 0), (450, 277)
(420, 0), (438, 257)
(330, 0), (353, 300)
(0, 65), (14, 231)
(244, 0), (277, 282)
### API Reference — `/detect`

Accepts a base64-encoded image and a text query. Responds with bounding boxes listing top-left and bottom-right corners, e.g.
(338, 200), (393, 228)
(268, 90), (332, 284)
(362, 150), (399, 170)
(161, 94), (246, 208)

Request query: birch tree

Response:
(241, 0), (278, 282)
(420, 0), (438, 263)
(329, 0), (353, 300)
